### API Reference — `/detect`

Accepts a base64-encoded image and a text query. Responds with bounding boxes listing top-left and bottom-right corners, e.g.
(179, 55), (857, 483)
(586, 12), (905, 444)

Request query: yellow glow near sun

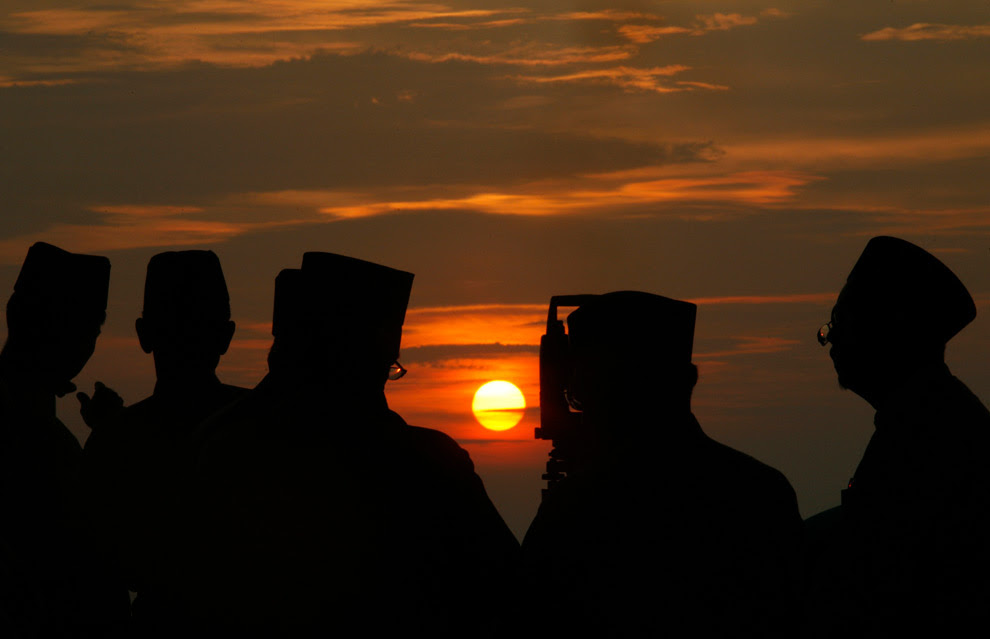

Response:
(472, 380), (526, 431)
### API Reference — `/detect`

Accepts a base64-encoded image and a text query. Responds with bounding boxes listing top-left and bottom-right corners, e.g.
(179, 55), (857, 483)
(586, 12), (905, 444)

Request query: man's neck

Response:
(871, 361), (950, 416)
(153, 369), (222, 397)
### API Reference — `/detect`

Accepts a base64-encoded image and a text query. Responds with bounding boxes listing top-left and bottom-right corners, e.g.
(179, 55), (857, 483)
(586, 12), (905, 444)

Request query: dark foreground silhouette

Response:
(806, 236), (990, 636)
(0, 242), (127, 637)
(165, 253), (519, 636)
(520, 291), (803, 637)
(81, 250), (247, 635)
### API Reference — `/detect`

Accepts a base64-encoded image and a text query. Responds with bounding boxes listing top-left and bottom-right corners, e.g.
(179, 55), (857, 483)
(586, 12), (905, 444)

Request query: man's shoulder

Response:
(390, 420), (475, 474)
(942, 373), (990, 424)
(402, 423), (460, 446)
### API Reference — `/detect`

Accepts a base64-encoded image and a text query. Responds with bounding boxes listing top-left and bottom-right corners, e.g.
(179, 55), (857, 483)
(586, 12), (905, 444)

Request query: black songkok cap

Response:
(271, 254), (414, 342)
(567, 291), (696, 364)
(300, 252), (413, 330)
(14, 242), (111, 320)
(142, 250), (230, 322)
(843, 236), (975, 344)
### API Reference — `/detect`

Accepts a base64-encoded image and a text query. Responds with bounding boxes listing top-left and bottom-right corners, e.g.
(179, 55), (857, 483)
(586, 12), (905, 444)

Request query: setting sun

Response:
(472, 381), (526, 431)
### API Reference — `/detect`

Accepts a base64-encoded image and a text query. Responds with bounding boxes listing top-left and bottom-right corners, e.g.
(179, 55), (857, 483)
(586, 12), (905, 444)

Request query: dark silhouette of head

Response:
(2, 242), (110, 396)
(267, 253), (414, 390)
(134, 250), (235, 386)
(822, 236), (975, 408)
(566, 291), (698, 429)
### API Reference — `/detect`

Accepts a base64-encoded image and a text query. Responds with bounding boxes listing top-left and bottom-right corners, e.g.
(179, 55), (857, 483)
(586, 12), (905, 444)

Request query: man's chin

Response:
(53, 380), (77, 398)
(834, 367), (854, 392)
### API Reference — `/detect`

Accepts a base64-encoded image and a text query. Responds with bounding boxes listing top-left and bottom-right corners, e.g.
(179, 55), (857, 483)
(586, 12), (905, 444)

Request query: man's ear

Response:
(135, 317), (154, 354)
(217, 320), (235, 356)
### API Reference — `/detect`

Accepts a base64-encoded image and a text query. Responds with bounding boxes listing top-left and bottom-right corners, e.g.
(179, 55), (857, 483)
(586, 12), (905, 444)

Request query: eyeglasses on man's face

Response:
(817, 320), (832, 346)
(388, 360), (408, 381)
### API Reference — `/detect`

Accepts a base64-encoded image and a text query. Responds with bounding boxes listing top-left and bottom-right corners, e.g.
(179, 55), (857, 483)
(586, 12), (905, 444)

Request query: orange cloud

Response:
(617, 24), (692, 43)
(8, 4), (512, 37)
(675, 80), (730, 91)
(618, 11), (765, 44)
(844, 206), (990, 236)
(2, 3), (773, 78)
(725, 125), (990, 169)
(411, 8), (660, 30)
(402, 304), (545, 349)
(404, 45), (634, 67)
(553, 11), (659, 22)
(696, 13), (758, 32)
(410, 18), (530, 30)
(300, 169), (821, 218)
(0, 76), (82, 88)
(761, 8), (792, 19)
(4, 2), (520, 74)
(0, 204), (308, 264)
(512, 65), (697, 93)
(862, 23), (990, 42)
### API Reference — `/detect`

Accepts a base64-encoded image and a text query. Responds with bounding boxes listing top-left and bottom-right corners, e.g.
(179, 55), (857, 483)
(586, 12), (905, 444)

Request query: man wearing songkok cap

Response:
(0, 242), (127, 635)
(182, 252), (518, 636)
(79, 249), (247, 634)
(520, 291), (802, 638)
(806, 236), (990, 636)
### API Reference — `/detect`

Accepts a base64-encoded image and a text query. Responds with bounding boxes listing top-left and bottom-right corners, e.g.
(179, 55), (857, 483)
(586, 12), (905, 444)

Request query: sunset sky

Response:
(2, 0), (988, 539)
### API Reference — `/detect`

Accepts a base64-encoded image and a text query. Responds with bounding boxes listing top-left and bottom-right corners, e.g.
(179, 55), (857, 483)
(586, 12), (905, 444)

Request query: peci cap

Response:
(13, 242), (111, 320)
(142, 250), (230, 323)
(271, 254), (414, 346)
(299, 252), (413, 332)
(567, 290), (696, 365)
(842, 236), (975, 344)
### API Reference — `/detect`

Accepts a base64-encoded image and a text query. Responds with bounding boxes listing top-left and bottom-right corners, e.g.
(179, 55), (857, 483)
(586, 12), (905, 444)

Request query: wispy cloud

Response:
(617, 25), (692, 44)
(403, 304), (545, 348)
(0, 204), (308, 264)
(403, 343), (539, 364)
(1, 2), (789, 82)
(846, 206), (990, 236)
(725, 125), (990, 169)
(2, 2), (525, 74)
(760, 9), (792, 19)
(409, 8), (659, 30)
(403, 45), (635, 67)
(618, 11), (770, 44)
(512, 65), (708, 93)
(696, 13), (758, 32)
(862, 23), (990, 42)
(7, 3), (513, 37)
(249, 169), (821, 219)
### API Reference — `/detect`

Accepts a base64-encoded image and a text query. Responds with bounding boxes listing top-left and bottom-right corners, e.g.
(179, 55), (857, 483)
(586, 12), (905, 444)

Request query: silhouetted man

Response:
(806, 236), (990, 636)
(81, 250), (246, 634)
(521, 291), (803, 637)
(182, 253), (518, 636)
(0, 242), (126, 636)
